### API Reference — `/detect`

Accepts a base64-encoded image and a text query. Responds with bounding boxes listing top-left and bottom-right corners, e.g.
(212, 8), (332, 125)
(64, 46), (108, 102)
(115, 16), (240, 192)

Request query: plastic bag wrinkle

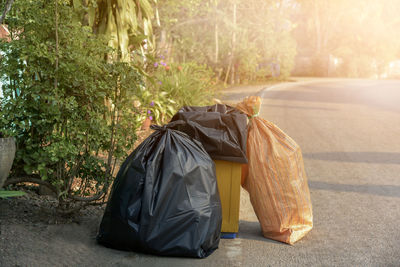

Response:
(170, 104), (248, 163)
(236, 96), (313, 244)
(97, 125), (221, 257)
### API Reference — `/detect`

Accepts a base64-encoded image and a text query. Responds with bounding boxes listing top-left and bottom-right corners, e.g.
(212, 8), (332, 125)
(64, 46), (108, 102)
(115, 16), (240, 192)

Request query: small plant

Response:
(133, 59), (215, 126)
(136, 89), (176, 124)
(150, 60), (215, 111)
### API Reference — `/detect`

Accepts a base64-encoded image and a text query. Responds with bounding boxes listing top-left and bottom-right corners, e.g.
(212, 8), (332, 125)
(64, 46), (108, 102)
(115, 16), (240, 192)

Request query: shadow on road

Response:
(304, 151), (400, 165)
(309, 180), (400, 198)
(264, 104), (337, 111)
(263, 81), (400, 113)
(222, 91), (263, 102)
(237, 220), (283, 244)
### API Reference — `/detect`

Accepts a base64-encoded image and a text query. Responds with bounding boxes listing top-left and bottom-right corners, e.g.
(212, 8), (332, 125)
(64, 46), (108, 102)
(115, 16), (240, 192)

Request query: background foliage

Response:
(293, 0), (400, 77)
(155, 0), (297, 83)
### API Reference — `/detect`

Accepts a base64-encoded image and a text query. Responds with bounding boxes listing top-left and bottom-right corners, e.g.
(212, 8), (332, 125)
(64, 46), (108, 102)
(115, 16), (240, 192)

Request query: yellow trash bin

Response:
(214, 160), (241, 233)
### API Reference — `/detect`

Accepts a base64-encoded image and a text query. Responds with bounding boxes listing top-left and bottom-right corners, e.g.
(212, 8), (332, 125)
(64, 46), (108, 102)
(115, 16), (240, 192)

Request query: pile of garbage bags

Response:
(97, 105), (248, 258)
(97, 98), (313, 258)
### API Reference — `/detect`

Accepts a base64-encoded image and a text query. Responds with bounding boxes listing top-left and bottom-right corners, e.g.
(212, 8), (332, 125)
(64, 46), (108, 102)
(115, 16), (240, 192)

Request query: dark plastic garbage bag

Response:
(170, 104), (248, 163)
(97, 123), (222, 258)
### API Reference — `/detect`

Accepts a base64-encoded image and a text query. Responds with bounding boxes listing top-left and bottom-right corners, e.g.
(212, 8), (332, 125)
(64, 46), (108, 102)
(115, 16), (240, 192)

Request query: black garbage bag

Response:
(97, 123), (222, 258)
(169, 104), (248, 163)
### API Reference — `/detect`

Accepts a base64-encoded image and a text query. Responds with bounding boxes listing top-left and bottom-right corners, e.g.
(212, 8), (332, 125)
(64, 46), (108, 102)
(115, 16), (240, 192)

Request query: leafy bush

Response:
(134, 88), (176, 125)
(150, 61), (215, 110)
(131, 61), (215, 126)
(0, 0), (143, 211)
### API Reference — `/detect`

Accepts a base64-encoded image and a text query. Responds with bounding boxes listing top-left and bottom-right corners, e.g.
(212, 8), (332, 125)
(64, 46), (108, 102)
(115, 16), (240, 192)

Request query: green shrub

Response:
(0, 0), (143, 211)
(134, 88), (177, 125)
(131, 62), (215, 126)
(150, 61), (215, 111)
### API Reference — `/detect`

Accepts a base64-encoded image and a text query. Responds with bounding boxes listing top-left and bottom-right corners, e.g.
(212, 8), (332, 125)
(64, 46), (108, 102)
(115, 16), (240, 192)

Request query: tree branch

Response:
(56, 200), (107, 215)
(4, 175), (108, 203)
(0, 0), (14, 24)
(4, 176), (58, 194)
(54, 0), (59, 90)
(68, 191), (106, 202)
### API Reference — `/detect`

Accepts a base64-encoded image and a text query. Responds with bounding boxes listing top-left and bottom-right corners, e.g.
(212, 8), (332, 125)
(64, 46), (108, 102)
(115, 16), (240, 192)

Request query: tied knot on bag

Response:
(150, 124), (167, 131)
(236, 96), (261, 119)
(150, 120), (187, 132)
(249, 113), (259, 119)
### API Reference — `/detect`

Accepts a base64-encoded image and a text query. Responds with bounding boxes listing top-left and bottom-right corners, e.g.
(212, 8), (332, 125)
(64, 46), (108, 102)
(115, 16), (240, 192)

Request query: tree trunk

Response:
(54, 0), (59, 90)
(214, 1), (219, 64)
(313, 0), (321, 54)
(225, 2), (236, 86)
(0, 0), (14, 24)
(230, 2), (237, 85)
(214, 21), (219, 64)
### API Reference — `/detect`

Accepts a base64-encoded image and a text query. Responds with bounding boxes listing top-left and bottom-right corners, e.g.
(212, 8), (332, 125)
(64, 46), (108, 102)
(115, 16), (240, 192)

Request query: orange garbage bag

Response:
(236, 96), (313, 244)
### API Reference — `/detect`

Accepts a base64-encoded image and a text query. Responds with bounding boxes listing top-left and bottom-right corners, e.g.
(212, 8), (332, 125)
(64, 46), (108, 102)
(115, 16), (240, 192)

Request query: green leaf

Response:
(129, 34), (147, 46)
(73, 0), (82, 10)
(154, 108), (160, 120)
(88, 7), (96, 27)
(139, 0), (154, 20)
(0, 190), (26, 199)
